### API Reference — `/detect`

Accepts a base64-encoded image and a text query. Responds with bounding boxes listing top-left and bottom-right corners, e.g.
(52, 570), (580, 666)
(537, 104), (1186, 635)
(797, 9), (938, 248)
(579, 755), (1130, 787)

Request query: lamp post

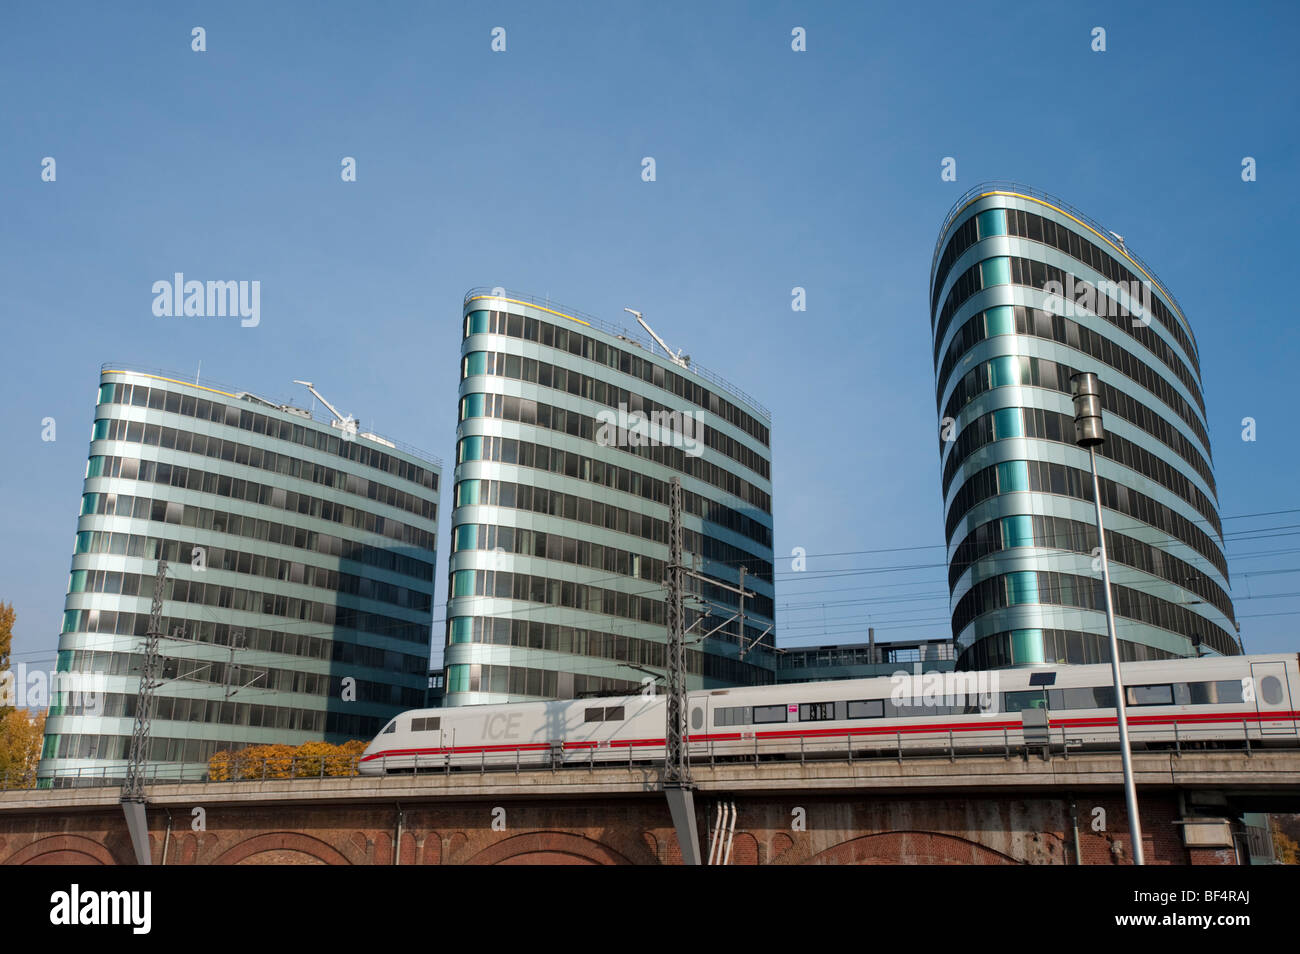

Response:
(1069, 371), (1145, 865)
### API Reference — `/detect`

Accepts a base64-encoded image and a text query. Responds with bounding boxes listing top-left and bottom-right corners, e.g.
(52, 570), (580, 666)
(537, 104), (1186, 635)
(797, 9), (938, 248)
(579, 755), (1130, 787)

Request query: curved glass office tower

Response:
(445, 290), (776, 705)
(39, 366), (440, 782)
(930, 185), (1237, 670)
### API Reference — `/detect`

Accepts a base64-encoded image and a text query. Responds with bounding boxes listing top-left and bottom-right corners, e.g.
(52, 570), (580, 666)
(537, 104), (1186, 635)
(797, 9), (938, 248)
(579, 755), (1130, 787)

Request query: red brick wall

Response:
(0, 792), (1242, 865)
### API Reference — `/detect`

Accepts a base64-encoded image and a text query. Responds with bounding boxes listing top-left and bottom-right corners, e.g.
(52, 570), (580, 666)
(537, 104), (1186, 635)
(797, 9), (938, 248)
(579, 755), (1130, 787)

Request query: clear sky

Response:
(2, 1), (1297, 676)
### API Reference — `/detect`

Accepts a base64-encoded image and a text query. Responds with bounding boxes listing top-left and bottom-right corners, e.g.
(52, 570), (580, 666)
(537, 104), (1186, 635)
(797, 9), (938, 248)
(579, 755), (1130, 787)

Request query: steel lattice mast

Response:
(120, 558), (166, 863)
(662, 478), (701, 862)
(664, 477), (691, 786)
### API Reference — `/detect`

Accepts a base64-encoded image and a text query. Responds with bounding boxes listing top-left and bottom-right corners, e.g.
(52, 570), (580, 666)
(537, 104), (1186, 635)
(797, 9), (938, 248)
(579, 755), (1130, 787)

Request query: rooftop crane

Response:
(625, 307), (691, 370)
(293, 380), (359, 438)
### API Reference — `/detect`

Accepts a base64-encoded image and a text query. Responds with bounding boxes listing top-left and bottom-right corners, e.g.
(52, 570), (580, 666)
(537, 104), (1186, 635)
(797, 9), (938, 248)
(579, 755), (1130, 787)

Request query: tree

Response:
(0, 602), (47, 789)
(0, 601), (14, 716)
(1272, 816), (1299, 865)
(208, 739), (368, 780)
(0, 708), (46, 789)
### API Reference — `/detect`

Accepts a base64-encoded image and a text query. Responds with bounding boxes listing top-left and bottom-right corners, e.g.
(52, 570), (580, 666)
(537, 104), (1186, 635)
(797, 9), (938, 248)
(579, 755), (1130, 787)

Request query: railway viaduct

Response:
(2, 748), (1297, 864)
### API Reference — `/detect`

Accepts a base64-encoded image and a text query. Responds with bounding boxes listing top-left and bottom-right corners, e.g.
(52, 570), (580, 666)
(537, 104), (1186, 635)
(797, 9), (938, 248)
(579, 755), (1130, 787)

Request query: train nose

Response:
(357, 737), (384, 776)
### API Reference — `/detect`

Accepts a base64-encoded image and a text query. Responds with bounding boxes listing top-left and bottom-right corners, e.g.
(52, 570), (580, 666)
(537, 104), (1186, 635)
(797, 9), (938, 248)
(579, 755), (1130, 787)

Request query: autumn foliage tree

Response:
(0, 602), (48, 789)
(207, 739), (367, 780)
(0, 708), (47, 788)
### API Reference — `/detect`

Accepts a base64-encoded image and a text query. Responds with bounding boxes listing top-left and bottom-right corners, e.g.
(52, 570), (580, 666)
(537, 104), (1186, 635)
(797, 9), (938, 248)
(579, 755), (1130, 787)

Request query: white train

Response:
(358, 653), (1299, 775)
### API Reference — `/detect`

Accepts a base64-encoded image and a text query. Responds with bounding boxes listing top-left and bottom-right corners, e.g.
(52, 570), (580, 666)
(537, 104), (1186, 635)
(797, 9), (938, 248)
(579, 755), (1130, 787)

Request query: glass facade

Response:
(930, 188), (1237, 670)
(38, 368), (440, 783)
(444, 291), (776, 705)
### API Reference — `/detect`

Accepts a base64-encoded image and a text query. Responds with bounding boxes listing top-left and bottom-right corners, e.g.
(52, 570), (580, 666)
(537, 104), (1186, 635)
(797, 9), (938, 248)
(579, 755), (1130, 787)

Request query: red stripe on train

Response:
(359, 709), (1300, 763)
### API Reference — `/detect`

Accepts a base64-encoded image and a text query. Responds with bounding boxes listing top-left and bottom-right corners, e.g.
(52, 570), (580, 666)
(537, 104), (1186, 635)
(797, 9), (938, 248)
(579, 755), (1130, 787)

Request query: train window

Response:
(584, 708), (604, 723)
(799, 702), (835, 721)
(847, 700), (884, 719)
(1003, 690), (1047, 712)
(1051, 687), (1116, 710)
(604, 707), (625, 722)
(1215, 680), (1244, 704)
(1261, 676), (1285, 706)
(411, 717), (441, 732)
(1126, 684), (1173, 706)
(715, 706), (751, 727)
(752, 705), (786, 724)
(382, 720), (397, 734)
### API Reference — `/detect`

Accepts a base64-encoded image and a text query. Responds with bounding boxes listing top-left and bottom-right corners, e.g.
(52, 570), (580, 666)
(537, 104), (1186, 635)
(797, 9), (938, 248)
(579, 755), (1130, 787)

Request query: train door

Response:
(1250, 661), (1296, 735)
(689, 701), (709, 761)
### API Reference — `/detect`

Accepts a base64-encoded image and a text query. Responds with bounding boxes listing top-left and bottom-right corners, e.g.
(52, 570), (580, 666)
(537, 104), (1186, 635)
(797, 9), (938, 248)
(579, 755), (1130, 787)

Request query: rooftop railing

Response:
(463, 288), (772, 421)
(929, 181), (1196, 354)
(100, 362), (443, 466)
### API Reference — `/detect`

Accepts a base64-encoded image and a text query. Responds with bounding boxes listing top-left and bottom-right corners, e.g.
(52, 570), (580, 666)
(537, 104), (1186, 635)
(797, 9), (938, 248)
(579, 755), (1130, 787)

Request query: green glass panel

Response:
(447, 664), (469, 693)
(467, 310), (490, 335)
(451, 570), (475, 597)
(74, 531), (93, 554)
(993, 407), (1023, 439)
(980, 257), (1010, 287)
(996, 460), (1029, 492)
(86, 456), (104, 478)
(456, 479), (480, 507)
(98, 383), (115, 405)
(989, 355), (1020, 388)
(454, 524), (477, 552)
(80, 494), (98, 516)
(1000, 514), (1035, 548)
(1007, 572), (1040, 605)
(984, 305), (1015, 337)
(91, 419), (109, 440)
(1011, 629), (1045, 665)
(450, 617), (473, 644)
(976, 208), (1006, 239)
(68, 570), (87, 594)
(61, 611), (79, 633)
(463, 351), (487, 377)
(461, 393), (485, 420)
(458, 436), (482, 463)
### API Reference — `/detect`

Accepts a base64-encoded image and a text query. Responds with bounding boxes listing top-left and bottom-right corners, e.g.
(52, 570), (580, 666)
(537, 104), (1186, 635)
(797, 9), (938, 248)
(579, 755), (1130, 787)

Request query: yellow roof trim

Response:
(101, 369), (238, 400)
(465, 295), (592, 328)
(959, 190), (1193, 341)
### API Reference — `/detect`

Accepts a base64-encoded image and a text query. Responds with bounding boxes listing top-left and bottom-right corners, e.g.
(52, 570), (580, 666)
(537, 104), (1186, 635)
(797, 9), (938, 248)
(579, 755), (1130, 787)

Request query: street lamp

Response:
(1069, 371), (1145, 866)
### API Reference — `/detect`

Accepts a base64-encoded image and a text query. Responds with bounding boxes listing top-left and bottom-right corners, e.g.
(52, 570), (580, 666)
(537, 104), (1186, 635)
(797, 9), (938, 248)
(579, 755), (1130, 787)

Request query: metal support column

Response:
(663, 477), (702, 864)
(120, 558), (167, 865)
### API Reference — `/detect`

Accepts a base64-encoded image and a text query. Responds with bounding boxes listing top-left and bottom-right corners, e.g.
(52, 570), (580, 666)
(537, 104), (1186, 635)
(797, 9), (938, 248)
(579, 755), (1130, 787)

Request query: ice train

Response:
(358, 653), (1298, 774)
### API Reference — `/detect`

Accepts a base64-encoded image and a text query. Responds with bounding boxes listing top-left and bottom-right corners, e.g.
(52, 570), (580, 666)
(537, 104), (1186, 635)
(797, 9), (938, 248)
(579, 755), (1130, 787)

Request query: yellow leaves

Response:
(0, 707), (46, 789)
(207, 740), (368, 780)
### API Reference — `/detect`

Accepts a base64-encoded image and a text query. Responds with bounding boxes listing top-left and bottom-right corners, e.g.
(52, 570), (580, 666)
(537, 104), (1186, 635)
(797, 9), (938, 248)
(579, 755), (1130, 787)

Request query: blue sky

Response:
(2, 1), (1298, 674)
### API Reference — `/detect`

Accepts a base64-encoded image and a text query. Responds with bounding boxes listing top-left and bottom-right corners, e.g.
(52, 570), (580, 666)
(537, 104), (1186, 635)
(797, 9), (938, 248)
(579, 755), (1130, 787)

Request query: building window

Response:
(976, 208), (1006, 240)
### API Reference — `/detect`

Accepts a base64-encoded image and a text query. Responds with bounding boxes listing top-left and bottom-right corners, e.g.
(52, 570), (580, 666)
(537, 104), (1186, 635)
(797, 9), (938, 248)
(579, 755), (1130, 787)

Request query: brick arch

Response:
(768, 832), (795, 864)
(808, 830), (1021, 865)
(444, 832), (469, 863)
(729, 832), (760, 865)
(5, 834), (124, 866)
(211, 831), (355, 866)
(466, 831), (634, 866)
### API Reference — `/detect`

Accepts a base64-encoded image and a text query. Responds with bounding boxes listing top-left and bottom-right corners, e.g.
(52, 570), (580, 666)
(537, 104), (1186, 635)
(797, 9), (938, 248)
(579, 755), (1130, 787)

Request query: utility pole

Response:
(121, 558), (166, 865)
(1071, 372), (1144, 865)
(662, 477), (702, 863)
